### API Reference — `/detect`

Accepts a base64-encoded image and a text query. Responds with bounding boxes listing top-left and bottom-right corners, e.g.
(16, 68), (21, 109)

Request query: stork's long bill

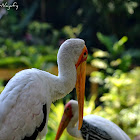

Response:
(55, 102), (73, 140)
(75, 45), (88, 130)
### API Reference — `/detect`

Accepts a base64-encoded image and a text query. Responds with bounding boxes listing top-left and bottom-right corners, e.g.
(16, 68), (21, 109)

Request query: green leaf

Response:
(113, 36), (128, 55)
(97, 32), (114, 53)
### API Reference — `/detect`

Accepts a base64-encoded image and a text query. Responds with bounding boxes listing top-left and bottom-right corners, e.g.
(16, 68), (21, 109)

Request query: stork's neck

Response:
(67, 116), (82, 139)
(50, 53), (77, 102)
(58, 53), (76, 81)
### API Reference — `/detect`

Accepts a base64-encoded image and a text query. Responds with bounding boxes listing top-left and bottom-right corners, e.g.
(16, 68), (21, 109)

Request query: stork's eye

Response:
(83, 52), (88, 58)
(64, 107), (69, 112)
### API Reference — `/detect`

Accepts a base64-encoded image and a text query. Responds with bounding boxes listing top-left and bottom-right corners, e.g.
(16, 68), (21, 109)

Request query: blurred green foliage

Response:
(0, 80), (4, 93)
(0, 20), (82, 69)
(0, 37), (57, 69)
(1, 0), (140, 58)
(94, 67), (140, 139)
(90, 33), (140, 139)
(90, 33), (133, 101)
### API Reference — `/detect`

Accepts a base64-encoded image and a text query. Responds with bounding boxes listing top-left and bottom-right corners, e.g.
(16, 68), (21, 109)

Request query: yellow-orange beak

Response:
(55, 111), (72, 140)
(75, 45), (88, 130)
(76, 61), (86, 130)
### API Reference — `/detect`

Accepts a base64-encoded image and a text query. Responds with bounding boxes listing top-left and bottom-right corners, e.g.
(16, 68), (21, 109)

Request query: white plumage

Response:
(55, 100), (131, 140)
(0, 39), (88, 140)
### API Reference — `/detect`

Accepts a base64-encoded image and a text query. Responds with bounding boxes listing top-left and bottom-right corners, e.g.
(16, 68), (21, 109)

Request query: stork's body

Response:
(55, 100), (130, 140)
(0, 39), (88, 140)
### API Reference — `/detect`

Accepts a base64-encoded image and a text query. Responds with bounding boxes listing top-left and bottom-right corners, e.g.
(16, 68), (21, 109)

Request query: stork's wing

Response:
(0, 69), (48, 140)
(81, 120), (112, 140)
(81, 115), (130, 140)
(23, 104), (47, 140)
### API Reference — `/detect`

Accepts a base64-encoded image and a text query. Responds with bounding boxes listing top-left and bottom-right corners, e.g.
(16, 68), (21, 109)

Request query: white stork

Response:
(0, 39), (88, 140)
(55, 100), (131, 140)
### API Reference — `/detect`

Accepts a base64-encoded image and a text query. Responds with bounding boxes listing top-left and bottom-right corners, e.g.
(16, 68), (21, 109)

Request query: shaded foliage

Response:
(1, 0), (140, 56)
(0, 21), (83, 69)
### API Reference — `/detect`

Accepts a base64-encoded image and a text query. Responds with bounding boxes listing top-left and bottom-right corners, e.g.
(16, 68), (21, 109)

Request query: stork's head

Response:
(57, 38), (88, 130)
(55, 100), (78, 140)
(57, 39), (87, 65)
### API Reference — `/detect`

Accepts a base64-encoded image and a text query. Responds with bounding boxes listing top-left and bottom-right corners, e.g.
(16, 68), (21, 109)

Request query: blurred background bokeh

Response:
(0, 0), (140, 139)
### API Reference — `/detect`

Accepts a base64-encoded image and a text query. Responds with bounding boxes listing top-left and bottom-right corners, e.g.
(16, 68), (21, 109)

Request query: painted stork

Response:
(55, 100), (131, 140)
(0, 39), (88, 140)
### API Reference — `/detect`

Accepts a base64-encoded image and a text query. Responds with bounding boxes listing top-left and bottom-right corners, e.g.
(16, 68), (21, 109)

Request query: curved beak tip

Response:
(55, 113), (70, 140)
